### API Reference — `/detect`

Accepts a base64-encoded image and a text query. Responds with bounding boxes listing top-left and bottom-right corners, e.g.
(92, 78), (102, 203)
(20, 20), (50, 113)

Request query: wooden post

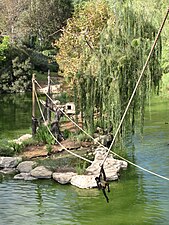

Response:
(46, 69), (51, 122)
(32, 73), (37, 136)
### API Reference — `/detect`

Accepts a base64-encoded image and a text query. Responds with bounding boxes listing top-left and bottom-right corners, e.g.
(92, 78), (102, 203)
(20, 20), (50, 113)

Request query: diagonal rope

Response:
(34, 88), (93, 164)
(100, 6), (169, 167)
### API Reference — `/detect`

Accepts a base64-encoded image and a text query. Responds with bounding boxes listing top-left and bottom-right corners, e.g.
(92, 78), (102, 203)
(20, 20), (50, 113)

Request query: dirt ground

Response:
(21, 139), (92, 159)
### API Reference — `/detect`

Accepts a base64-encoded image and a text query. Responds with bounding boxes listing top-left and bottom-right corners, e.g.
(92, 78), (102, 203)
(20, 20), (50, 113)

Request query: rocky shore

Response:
(0, 146), (127, 189)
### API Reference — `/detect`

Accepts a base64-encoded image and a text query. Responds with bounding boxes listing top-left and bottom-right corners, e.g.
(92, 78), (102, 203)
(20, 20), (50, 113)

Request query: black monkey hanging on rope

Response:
(95, 165), (110, 203)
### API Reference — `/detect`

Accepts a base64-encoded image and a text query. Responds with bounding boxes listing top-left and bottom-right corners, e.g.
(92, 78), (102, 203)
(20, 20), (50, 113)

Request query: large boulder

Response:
(30, 166), (52, 179)
(71, 175), (97, 189)
(86, 147), (127, 181)
(16, 161), (37, 173)
(0, 157), (22, 168)
(53, 172), (77, 184)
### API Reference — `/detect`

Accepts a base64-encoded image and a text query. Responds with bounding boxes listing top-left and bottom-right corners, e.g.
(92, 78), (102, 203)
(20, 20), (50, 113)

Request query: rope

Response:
(33, 8), (169, 180)
(34, 79), (169, 181)
(109, 151), (169, 181)
(35, 80), (108, 145)
(100, 7), (169, 166)
(34, 88), (93, 164)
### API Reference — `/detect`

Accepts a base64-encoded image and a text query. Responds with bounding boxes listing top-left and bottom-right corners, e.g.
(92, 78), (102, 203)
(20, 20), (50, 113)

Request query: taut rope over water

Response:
(100, 7), (169, 167)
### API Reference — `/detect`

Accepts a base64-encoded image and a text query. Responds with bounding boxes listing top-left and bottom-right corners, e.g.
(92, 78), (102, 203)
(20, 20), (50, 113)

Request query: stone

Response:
(0, 168), (16, 174)
(94, 134), (112, 146)
(13, 134), (32, 144)
(14, 173), (37, 181)
(53, 172), (77, 184)
(0, 157), (22, 168)
(30, 166), (52, 179)
(71, 175), (97, 189)
(16, 161), (37, 173)
(85, 147), (128, 181)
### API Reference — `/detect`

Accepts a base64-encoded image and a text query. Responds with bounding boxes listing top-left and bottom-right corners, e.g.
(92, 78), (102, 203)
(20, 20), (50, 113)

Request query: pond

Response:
(0, 93), (32, 139)
(0, 94), (169, 225)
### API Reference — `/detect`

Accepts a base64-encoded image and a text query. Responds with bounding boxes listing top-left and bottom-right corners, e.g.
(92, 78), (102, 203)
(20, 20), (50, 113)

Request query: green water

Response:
(0, 94), (169, 225)
(0, 93), (32, 139)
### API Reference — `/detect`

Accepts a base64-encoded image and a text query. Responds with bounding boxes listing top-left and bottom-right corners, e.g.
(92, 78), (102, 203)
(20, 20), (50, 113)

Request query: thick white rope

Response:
(34, 89), (93, 164)
(101, 7), (169, 166)
(35, 80), (169, 181)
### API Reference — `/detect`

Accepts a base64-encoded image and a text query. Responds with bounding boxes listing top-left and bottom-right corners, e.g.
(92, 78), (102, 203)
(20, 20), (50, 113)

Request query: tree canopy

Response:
(55, 0), (164, 137)
(0, 0), (73, 93)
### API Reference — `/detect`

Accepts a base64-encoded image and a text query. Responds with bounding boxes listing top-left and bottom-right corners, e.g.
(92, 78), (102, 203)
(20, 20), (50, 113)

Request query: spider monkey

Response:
(95, 165), (110, 203)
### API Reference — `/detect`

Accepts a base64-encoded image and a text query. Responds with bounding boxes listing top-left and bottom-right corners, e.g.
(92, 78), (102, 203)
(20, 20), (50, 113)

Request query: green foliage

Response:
(0, 36), (10, 61)
(75, 160), (88, 175)
(8, 142), (25, 154)
(56, 0), (163, 140)
(0, 0), (71, 94)
(0, 43), (58, 93)
(22, 136), (39, 147)
(0, 44), (33, 93)
(17, 0), (73, 50)
(35, 125), (55, 145)
(0, 139), (25, 156)
(10, 57), (32, 92)
(62, 129), (72, 139)
(75, 132), (92, 142)
(56, 92), (69, 104)
(0, 140), (15, 157)
(46, 144), (52, 155)
(56, 0), (109, 79)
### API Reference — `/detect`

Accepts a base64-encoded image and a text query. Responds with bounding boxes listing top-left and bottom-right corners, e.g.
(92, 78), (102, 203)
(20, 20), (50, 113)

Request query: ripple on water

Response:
(0, 180), (81, 225)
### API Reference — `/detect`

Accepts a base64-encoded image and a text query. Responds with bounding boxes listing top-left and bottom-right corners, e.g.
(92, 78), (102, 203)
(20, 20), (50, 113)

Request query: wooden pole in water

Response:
(32, 73), (37, 136)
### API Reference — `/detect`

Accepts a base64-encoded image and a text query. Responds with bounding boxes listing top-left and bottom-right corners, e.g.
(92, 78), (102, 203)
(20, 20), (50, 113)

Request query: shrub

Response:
(35, 125), (55, 145)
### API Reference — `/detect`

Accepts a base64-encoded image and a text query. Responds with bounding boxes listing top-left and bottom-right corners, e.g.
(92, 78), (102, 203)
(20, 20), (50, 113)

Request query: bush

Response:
(75, 160), (88, 175)
(0, 140), (20, 156)
(35, 125), (55, 145)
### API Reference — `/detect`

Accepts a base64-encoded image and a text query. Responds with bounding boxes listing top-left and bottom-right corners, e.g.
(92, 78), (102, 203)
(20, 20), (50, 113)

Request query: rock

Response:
(94, 134), (112, 146)
(13, 134), (32, 144)
(85, 147), (127, 181)
(14, 173), (37, 181)
(30, 166), (52, 179)
(53, 172), (77, 184)
(0, 157), (22, 168)
(71, 175), (97, 189)
(16, 161), (37, 173)
(0, 168), (16, 174)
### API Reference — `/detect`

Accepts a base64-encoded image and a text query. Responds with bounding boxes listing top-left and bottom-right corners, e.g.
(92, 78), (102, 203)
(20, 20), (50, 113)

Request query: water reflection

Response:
(0, 93), (32, 139)
(0, 166), (167, 225)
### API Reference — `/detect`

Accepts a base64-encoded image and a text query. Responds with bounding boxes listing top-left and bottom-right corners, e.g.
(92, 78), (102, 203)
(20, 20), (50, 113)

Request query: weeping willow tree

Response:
(55, 0), (162, 140)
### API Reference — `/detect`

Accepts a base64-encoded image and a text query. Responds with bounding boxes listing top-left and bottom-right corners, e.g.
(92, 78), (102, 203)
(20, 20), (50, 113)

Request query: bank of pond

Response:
(0, 145), (127, 190)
